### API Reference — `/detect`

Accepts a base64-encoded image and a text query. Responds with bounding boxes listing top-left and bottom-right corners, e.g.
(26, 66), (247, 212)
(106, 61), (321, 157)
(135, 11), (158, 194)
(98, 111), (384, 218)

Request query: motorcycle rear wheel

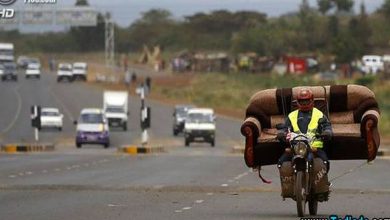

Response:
(295, 171), (306, 217)
(309, 196), (318, 215)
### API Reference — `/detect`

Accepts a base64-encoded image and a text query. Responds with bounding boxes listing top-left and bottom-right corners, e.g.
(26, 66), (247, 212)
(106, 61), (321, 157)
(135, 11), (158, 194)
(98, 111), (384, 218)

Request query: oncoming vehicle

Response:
(72, 62), (88, 81)
(74, 109), (110, 148)
(103, 91), (128, 131)
(57, 63), (73, 82)
(361, 55), (384, 75)
(184, 108), (216, 147)
(173, 105), (194, 136)
(40, 108), (63, 131)
(25, 63), (41, 79)
(1, 62), (17, 81)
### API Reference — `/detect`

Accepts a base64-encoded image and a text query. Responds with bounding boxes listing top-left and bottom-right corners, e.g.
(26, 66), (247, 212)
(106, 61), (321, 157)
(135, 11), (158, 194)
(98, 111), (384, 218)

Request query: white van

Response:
(103, 91), (129, 131)
(184, 108), (216, 147)
(72, 62), (88, 81)
(361, 55), (384, 75)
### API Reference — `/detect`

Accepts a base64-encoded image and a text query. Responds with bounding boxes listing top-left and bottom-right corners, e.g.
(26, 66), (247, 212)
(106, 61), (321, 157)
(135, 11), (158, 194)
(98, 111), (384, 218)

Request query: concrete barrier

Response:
(118, 145), (165, 155)
(1, 143), (55, 153)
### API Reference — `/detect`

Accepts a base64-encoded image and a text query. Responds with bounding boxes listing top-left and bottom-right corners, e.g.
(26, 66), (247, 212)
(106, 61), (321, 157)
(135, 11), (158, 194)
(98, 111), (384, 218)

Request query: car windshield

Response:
(59, 66), (71, 71)
(187, 113), (213, 123)
(80, 113), (103, 124)
(73, 65), (85, 70)
(106, 106), (124, 113)
(41, 111), (59, 116)
(176, 107), (192, 117)
(28, 64), (39, 69)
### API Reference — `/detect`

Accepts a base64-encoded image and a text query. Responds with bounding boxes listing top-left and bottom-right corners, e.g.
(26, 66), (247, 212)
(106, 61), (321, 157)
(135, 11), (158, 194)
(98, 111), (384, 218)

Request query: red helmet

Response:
(297, 88), (314, 111)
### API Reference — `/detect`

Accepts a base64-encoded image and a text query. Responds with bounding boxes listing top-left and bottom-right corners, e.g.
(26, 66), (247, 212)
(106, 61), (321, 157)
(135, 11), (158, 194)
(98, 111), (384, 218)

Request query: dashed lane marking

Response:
(194, 200), (204, 204)
(8, 175), (16, 178)
(182, 207), (192, 210)
(221, 184), (228, 187)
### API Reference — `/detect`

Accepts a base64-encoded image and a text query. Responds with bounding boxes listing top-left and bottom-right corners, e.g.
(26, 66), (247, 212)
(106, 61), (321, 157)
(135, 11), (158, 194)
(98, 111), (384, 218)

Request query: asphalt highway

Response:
(0, 70), (389, 220)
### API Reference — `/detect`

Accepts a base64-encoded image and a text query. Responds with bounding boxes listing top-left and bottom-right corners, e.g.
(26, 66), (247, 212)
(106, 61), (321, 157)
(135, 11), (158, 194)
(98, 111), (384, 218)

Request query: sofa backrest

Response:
(246, 84), (378, 129)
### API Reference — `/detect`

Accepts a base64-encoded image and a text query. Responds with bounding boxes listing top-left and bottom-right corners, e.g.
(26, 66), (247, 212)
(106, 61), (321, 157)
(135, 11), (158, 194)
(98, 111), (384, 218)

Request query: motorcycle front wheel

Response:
(295, 171), (306, 217)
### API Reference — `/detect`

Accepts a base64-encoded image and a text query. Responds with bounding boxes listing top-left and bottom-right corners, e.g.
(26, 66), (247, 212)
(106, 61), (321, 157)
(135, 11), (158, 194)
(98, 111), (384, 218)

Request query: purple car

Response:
(75, 109), (110, 148)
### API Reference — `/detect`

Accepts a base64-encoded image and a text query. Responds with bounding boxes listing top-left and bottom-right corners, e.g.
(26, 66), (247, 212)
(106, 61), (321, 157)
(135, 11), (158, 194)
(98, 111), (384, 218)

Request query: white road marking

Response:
(108, 204), (127, 207)
(26, 171), (33, 175)
(66, 167), (72, 170)
(54, 168), (61, 172)
(182, 207), (192, 210)
(174, 210), (183, 213)
(234, 172), (249, 180)
(18, 173), (24, 176)
(206, 193), (213, 196)
(221, 184), (228, 187)
(8, 175), (16, 178)
(1, 86), (22, 134)
(194, 200), (204, 204)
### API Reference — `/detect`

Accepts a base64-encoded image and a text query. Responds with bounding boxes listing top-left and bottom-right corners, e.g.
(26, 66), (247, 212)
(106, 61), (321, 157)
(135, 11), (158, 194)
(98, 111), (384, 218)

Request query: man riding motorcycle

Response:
(277, 88), (333, 171)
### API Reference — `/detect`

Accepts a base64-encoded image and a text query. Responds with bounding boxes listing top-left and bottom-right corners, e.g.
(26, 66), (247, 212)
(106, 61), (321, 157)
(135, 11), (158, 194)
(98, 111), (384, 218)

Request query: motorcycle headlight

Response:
(293, 142), (307, 157)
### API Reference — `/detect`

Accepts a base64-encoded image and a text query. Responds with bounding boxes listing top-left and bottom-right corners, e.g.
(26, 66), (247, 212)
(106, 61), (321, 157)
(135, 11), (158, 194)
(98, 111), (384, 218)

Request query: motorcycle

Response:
(280, 132), (330, 217)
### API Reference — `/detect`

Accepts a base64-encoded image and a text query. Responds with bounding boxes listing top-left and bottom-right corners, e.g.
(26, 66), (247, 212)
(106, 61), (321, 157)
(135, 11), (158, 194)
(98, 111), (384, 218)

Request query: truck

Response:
(103, 91), (129, 131)
(0, 43), (14, 64)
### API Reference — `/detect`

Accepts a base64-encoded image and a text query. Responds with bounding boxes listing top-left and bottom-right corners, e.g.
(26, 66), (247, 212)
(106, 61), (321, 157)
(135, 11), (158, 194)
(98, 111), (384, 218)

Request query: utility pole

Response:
(105, 12), (115, 67)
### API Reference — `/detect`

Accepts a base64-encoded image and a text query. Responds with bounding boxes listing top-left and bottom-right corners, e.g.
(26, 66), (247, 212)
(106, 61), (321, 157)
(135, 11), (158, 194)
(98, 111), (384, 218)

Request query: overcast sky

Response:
(5, 0), (385, 31)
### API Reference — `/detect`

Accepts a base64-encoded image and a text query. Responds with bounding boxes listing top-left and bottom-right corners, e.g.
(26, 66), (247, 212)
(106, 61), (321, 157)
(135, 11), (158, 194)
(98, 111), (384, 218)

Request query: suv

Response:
(75, 108), (110, 148)
(72, 62), (88, 81)
(57, 63), (73, 82)
(184, 108), (216, 147)
(173, 105), (194, 136)
(25, 62), (41, 79)
(1, 62), (17, 81)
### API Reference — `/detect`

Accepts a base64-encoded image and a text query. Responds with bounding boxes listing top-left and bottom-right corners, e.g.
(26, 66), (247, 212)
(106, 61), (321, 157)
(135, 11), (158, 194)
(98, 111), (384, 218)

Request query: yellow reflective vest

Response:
(288, 108), (323, 149)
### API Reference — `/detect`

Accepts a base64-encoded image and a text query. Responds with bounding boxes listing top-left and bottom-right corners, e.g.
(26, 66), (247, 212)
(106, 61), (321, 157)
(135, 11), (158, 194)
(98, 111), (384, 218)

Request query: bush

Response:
(355, 75), (376, 86)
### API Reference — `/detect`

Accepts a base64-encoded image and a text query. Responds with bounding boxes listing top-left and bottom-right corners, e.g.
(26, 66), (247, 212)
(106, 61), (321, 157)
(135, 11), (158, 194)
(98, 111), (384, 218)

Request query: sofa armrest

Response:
(241, 117), (262, 168)
(361, 110), (380, 161)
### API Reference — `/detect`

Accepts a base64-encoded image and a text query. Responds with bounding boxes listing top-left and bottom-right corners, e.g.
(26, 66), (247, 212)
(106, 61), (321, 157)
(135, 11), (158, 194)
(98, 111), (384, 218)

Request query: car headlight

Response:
(99, 131), (109, 138)
(293, 142), (307, 157)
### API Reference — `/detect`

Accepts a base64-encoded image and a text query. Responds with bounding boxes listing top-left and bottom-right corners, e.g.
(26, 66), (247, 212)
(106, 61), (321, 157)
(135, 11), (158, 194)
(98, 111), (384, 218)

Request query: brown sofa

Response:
(240, 85), (380, 168)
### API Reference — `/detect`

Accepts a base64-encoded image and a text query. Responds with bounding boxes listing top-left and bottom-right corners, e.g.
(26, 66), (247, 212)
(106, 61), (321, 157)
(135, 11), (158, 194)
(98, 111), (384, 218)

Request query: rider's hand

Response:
(286, 132), (292, 142)
(321, 130), (332, 141)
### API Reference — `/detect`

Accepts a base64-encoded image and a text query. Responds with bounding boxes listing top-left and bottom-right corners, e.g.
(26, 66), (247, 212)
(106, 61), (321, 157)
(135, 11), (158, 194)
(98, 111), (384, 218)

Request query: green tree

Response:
(379, 0), (390, 19)
(334, 0), (354, 12)
(317, 0), (333, 15)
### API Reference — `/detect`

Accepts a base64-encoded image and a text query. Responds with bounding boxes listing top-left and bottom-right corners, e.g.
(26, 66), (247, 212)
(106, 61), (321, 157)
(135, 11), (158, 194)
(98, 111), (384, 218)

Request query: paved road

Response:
(0, 70), (389, 220)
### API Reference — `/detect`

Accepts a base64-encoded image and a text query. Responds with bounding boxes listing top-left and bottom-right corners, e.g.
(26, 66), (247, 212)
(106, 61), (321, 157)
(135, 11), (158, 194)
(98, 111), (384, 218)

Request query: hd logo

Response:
(0, 0), (16, 19)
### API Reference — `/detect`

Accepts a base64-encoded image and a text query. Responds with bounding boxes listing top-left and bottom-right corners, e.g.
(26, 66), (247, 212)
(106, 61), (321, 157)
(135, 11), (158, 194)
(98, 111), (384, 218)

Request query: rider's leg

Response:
(315, 149), (330, 173)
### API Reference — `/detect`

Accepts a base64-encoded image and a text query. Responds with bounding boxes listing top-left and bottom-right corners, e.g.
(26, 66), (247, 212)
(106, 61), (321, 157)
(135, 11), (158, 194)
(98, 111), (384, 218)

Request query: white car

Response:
(184, 108), (216, 147)
(25, 63), (41, 79)
(40, 108), (63, 131)
(57, 63), (73, 82)
(72, 62), (88, 81)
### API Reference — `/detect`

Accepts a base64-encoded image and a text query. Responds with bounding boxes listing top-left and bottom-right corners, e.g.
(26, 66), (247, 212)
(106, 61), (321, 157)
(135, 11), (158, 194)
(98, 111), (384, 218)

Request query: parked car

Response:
(173, 104), (195, 136)
(1, 62), (17, 81)
(57, 63), (73, 82)
(184, 108), (216, 147)
(25, 63), (41, 79)
(40, 108), (63, 131)
(361, 55), (384, 75)
(72, 62), (88, 81)
(74, 108), (110, 148)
